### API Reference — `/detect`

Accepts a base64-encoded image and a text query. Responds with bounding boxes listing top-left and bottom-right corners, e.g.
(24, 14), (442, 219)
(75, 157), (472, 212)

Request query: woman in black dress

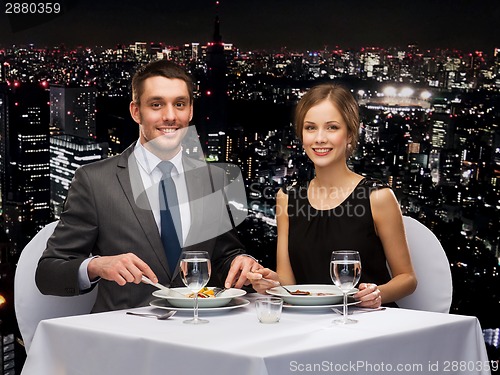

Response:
(248, 83), (417, 308)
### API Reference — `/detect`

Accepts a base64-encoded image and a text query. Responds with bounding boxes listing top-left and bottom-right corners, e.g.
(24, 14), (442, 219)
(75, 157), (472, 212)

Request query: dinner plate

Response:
(152, 287), (246, 308)
(283, 298), (361, 310)
(266, 284), (357, 306)
(150, 297), (250, 311)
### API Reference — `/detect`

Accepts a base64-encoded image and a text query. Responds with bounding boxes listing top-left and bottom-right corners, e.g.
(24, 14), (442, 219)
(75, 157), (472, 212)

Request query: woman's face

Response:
(301, 99), (350, 168)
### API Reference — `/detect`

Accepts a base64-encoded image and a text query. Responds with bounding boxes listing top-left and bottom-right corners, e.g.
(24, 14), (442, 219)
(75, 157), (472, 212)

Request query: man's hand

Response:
(88, 253), (158, 286)
(224, 255), (262, 289)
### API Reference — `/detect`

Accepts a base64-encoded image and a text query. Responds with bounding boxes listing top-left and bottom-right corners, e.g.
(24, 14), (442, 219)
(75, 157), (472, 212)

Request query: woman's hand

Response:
(354, 283), (382, 308)
(246, 268), (280, 294)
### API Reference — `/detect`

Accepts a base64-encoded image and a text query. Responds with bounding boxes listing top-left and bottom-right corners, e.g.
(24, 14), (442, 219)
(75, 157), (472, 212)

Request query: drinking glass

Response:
(255, 297), (283, 324)
(330, 250), (361, 324)
(179, 251), (211, 324)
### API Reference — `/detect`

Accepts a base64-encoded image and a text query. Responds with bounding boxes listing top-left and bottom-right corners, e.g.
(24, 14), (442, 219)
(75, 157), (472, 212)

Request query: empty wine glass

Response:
(179, 251), (211, 324)
(330, 250), (361, 324)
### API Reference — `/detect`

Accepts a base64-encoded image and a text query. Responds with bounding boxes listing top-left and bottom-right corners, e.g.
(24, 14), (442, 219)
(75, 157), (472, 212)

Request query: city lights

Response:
(420, 91), (432, 100)
(0, 29), (499, 370)
(383, 86), (397, 97)
(399, 87), (414, 97)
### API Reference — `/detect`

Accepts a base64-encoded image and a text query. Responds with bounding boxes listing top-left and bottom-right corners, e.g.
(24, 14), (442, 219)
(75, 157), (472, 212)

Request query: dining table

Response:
(22, 293), (493, 375)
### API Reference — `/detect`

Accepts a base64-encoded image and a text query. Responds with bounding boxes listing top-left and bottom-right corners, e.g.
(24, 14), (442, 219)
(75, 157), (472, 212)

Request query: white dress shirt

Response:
(78, 141), (192, 289)
(133, 141), (191, 242)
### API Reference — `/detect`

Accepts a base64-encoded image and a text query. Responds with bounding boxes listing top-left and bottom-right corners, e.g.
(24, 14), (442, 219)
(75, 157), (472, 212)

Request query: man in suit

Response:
(35, 60), (260, 312)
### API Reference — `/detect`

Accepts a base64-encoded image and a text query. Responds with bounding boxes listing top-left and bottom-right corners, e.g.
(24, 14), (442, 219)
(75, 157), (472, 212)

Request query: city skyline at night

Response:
(1, 2), (499, 371)
(1, 0), (499, 52)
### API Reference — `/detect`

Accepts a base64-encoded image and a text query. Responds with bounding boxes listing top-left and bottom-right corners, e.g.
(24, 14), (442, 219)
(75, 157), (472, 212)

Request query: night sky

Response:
(0, 0), (499, 52)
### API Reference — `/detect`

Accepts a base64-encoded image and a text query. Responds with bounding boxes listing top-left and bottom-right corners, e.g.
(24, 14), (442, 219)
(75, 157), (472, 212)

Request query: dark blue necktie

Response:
(158, 161), (182, 273)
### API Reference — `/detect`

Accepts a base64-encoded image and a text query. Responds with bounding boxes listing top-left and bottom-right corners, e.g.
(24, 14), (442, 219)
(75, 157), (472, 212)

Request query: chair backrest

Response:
(14, 221), (98, 353)
(396, 216), (453, 313)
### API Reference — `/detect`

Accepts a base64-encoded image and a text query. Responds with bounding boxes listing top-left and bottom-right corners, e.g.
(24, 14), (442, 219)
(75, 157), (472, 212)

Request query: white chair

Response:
(395, 216), (453, 313)
(14, 221), (98, 353)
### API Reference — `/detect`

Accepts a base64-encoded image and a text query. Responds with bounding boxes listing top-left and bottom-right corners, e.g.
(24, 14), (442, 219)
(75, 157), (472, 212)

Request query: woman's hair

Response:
(131, 59), (194, 105)
(294, 83), (359, 156)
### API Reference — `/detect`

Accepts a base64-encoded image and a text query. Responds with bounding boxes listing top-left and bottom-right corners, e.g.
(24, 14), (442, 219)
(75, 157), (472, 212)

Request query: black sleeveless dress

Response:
(286, 178), (393, 287)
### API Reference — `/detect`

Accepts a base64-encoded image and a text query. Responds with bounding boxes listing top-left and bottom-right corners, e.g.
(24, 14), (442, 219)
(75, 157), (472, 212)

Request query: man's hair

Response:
(131, 59), (194, 104)
(294, 82), (359, 156)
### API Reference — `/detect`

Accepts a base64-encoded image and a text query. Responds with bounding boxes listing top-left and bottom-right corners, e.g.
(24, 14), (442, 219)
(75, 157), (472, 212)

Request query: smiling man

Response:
(130, 69), (193, 160)
(35, 60), (260, 312)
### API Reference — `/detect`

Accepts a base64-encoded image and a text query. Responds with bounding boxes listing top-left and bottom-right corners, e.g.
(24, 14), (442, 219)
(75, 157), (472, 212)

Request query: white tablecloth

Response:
(22, 295), (492, 375)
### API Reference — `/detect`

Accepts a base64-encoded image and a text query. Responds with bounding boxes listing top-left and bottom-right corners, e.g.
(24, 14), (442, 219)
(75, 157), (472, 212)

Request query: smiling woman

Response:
(247, 82), (417, 309)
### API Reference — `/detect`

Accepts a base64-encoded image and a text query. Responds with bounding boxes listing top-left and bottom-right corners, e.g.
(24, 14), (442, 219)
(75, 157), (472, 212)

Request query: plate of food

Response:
(152, 287), (246, 308)
(282, 297), (361, 310)
(266, 284), (357, 306)
(150, 297), (249, 311)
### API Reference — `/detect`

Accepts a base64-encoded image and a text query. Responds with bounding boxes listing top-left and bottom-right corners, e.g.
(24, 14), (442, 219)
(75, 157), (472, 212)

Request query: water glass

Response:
(331, 250), (361, 324)
(255, 297), (283, 324)
(179, 251), (211, 324)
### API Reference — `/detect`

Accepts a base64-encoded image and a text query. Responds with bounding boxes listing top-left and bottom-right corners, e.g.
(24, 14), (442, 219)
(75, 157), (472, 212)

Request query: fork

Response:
(212, 287), (228, 297)
(262, 278), (294, 295)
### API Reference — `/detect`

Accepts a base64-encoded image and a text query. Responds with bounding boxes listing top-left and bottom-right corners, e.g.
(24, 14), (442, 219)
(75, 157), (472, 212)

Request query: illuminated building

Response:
(360, 48), (383, 79)
(429, 110), (454, 184)
(430, 113), (450, 150)
(50, 85), (97, 139)
(365, 123), (380, 144)
(133, 42), (148, 58)
(206, 132), (226, 162)
(183, 43), (200, 61)
(306, 51), (321, 78)
(439, 150), (462, 188)
(1, 83), (50, 251)
(493, 130), (500, 187)
(0, 61), (7, 83)
(408, 142), (421, 154)
(150, 43), (164, 60)
(0, 84), (9, 208)
(49, 135), (108, 219)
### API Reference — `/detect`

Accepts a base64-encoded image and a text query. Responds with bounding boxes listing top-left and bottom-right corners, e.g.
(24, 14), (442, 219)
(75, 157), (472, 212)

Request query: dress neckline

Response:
(304, 177), (366, 212)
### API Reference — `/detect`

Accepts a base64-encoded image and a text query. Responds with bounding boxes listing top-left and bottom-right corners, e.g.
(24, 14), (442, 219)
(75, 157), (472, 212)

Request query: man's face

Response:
(130, 76), (193, 159)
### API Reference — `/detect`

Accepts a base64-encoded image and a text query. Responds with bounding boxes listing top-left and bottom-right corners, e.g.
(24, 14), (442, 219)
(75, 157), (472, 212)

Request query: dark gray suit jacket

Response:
(35, 144), (245, 312)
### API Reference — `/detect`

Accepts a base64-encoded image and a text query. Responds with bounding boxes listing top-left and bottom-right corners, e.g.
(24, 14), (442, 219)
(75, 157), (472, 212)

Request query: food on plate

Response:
(186, 287), (215, 298)
(289, 290), (336, 296)
(290, 290), (311, 296)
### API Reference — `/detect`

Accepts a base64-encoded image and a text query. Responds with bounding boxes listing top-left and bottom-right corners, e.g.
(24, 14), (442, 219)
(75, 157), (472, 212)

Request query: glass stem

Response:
(343, 292), (348, 322)
(194, 293), (199, 321)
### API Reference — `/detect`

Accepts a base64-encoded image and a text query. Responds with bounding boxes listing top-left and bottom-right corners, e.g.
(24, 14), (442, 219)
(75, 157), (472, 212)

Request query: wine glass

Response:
(330, 250), (361, 324)
(179, 251), (211, 324)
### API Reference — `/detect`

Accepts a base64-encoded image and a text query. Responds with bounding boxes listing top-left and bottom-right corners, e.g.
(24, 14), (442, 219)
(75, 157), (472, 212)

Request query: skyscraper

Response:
(0, 84), (9, 211)
(199, 11), (229, 160)
(48, 84), (107, 217)
(430, 113), (451, 150)
(50, 85), (97, 139)
(49, 134), (108, 218)
(1, 83), (50, 252)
